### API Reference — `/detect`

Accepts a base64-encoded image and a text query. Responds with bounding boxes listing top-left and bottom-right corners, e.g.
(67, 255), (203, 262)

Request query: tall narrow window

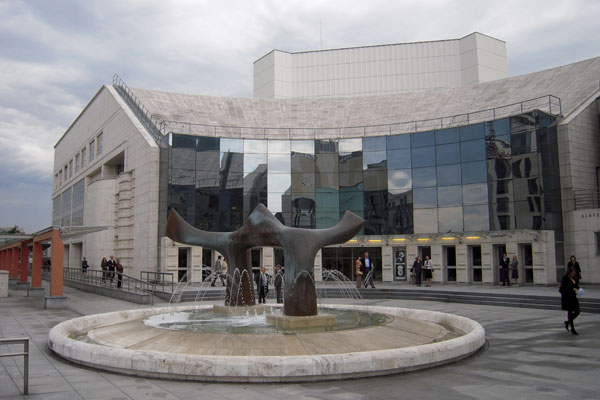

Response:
(68, 160), (73, 178)
(89, 140), (95, 162)
(81, 148), (86, 168)
(97, 132), (103, 155)
(75, 154), (80, 173)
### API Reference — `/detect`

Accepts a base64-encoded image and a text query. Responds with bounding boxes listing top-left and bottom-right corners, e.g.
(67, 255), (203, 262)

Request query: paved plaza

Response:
(1, 284), (599, 399)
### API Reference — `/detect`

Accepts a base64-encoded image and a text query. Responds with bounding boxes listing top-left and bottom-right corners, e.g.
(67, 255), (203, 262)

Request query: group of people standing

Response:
(255, 264), (284, 304)
(500, 253), (520, 286)
(355, 252), (376, 289)
(99, 255), (124, 288)
(410, 256), (434, 287)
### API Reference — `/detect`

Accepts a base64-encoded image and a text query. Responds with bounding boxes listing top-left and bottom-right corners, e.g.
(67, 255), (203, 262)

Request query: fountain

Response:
(47, 205), (486, 382)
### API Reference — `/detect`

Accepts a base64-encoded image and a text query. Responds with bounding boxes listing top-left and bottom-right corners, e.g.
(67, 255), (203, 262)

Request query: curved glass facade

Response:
(165, 111), (562, 237)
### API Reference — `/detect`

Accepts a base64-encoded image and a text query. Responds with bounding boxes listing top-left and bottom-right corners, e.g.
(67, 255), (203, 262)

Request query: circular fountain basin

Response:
(48, 305), (485, 382)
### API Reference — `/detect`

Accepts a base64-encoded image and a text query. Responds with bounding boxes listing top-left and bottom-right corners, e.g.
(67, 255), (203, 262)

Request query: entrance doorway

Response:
(469, 245), (482, 282)
(178, 247), (190, 282)
(493, 244), (507, 285)
(321, 247), (382, 281)
(444, 246), (457, 282)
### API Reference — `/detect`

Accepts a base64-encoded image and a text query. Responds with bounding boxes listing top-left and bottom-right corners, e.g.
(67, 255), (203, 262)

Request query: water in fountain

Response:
(320, 269), (363, 302)
(168, 272), (192, 304)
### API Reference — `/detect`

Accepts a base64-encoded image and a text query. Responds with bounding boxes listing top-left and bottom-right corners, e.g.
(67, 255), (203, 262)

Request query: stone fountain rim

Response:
(48, 304), (486, 382)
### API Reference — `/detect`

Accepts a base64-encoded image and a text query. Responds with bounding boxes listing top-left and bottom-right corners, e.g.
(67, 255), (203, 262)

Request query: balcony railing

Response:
(574, 189), (600, 210)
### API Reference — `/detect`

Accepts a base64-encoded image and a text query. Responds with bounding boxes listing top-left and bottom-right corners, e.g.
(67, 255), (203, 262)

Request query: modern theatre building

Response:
(52, 55), (600, 285)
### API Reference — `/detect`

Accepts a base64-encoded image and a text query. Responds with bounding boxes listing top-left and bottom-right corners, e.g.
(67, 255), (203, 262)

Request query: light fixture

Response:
(417, 238), (430, 242)
(368, 239), (382, 243)
(465, 236), (481, 240)
(347, 239), (358, 243)
(441, 237), (455, 240)
(392, 238), (406, 242)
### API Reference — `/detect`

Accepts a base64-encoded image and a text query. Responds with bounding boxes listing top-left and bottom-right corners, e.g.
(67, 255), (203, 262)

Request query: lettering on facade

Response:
(580, 212), (600, 219)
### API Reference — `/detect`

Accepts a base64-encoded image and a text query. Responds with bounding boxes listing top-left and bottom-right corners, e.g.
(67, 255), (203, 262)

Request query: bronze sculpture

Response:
(165, 204), (364, 316)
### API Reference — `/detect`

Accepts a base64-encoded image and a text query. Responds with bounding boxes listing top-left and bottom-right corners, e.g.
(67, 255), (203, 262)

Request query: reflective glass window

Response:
(339, 138), (362, 155)
(268, 154), (291, 173)
(315, 153), (339, 173)
(435, 127), (459, 144)
(172, 146), (196, 170)
(244, 153), (267, 175)
(411, 131), (435, 147)
(387, 190), (413, 234)
(388, 169), (412, 191)
(339, 152), (363, 172)
(363, 169), (387, 191)
(460, 139), (485, 162)
(413, 187), (437, 209)
(268, 140), (290, 154)
(412, 167), (436, 188)
(315, 139), (338, 153)
(291, 173), (315, 193)
(363, 190), (388, 235)
(411, 146), (435, 168)
(196, 151), (219, 171)
(485, 119), (509, 137)
(244, 139), (267, 153)
(437, 185), (462, 207)
(172, 134), (196, 148)
(316, 190), (339, 212)
(171, 169), (195, 185)
(291, 140), (314, 154)
(437, 164), (461, 186)
(461, 161), (487, 184)
(315, 172), (339, 190)
(316, 212), (339, 229)
(436, 143), (460, 165)
(267, 192), (287, 213)
(220, 152), (243, 173)
(363, 150), (387, 169)
(387, 134), (411, 150)
(487, 159), (512, 180)
(291, 152), (315, 173)
(413, 208), (438, 234)
(511, 131), (534, 155)
(462, 183), (488, 205)
(486, 136), (511, 159)
(220, 138), (243, 153)
(387, 149), (411, 170)
(197, 137), (219, 151)
(268, 173), (291, 193)
(339, 171), (363, 189)
(291, 196), (316, 228)
(460, 123), (484, 141)
(339, 188), (363, 212)
(222, 171), (244, 189)
(438, 206), (463, 233)
(463, 205), (489, 231)
(196, 170), (219, 188)
(363, 136), (386, 151)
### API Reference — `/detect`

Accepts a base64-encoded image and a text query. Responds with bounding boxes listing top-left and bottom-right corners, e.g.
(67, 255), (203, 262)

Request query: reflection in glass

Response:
(220, 138), (243, 153)
(413, 188), (437, 209)
(291, 196), (315, 228)
(244, 154), (267, 175)
(436, 143), (460, 165)
(291, 152), (315, 173)
(197, 137), (219, 151)
(387, 134), (410, 150)
(339, 171), (363, 189)
(339, 188), (363, 212)
(291, 140), (314, 154)
(218, 187), (243, 231)
(363, 169), (387, 191)
(437, 185), (462, 207)
(486, 136), (511, 159)
(196, 151), (219, 171)
(171, 147), (196, 170)
(435, 127), (459, 144)
(388, 169), (412, 191)
(291, 173), (315, 193)
(460, 139), (485, 162)
(364, 190), (388, 235)
(487, 159), (511, 180)
(267, 192), (286, 213)
(463, 205), (489, 231)
(268, 140), (290, 154)
(268, 154), (291, 173)
(172, 134), (196, 148)
(413, 208), (438, 234)
(315, 153), (339, 173)
(485, 119), (509, 137)
(315, 172), (339, 190)
(196, 170), (219, 188)
(268, 173), (291, 193)
(460, 123), (484, 141)
(339, 152), (363, 172)
(315, 139), (338, 153)
(387, 190), (413, 234)
(461, 161), (487, 184)
(363, 136), (386, 151)
(412, 167), (436, 188)
(411, 146), (435, 168)
(462, 183), (488, 205)
(437, 164), (461, 186)
(411, 131), (435, 147)
(438, 206), (463, 233)
(363, 150), (387, 169)
(339, 138), (362, 154)
(387, 149), (411, 170)
(244, 139), (267, 154)
(171, 168), (195, 185)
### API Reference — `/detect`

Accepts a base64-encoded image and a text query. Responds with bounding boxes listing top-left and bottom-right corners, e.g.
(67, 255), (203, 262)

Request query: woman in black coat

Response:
(412, 256), (423, 287)
(559, 266), (580, 335)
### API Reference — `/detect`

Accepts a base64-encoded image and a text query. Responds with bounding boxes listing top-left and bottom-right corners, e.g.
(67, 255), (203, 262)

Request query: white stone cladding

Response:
(254, 32), (507, 99)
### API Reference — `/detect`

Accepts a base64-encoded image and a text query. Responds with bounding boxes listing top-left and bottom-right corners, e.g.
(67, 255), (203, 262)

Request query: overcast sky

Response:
(1, 0), (599, 233)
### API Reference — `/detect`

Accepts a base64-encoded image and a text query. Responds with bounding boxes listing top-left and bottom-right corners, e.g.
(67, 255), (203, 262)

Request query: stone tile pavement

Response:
(1, 284), (598, 399)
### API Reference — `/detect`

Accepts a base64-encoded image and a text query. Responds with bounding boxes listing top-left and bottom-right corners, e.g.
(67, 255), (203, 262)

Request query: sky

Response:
(1, 0), (599, 233)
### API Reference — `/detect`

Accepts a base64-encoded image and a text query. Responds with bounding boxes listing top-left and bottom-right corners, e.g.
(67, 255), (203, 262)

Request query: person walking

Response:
(567, 255), (582, 284)
(100, 257), (108, 283)
(81, 257), (89, 280)
(423, 256), (433, 287)
(412, 256), (423, 287)
(255, 267), (269, 304)
(211, 256), (225, 286)
(116, 259), (124, 288)
(560, 265), (581, 335)
(355, 256), (363, 289)
(500, 252), (510, 286)
(274, 264), (283, 304)
(511, 255), (519, 286)
(107, 255), (116, 284)
(361, 252), (376, 288)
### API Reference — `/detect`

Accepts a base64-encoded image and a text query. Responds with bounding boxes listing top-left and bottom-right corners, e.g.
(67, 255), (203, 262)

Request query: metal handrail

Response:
(0, 338), (29, 395)
(157, 95), (562, 139)
(140, 271), (175, 293)
(63, 267), (156, 298)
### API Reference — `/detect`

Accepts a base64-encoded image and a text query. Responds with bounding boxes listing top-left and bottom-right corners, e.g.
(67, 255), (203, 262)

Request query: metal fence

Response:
(140, 271), (175, 293)
(0, 338), (29, 395)
(63, 267), (157, 296)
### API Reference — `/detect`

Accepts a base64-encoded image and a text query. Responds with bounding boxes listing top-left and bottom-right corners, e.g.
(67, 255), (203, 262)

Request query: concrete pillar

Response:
(11, 248), (19, 279)
(20, 243), (29, 283)
(431, 244), (442, 283)
(381, 246), (393, 282)
(481, 243), (493, 284)
(262, 247), (274, 276)
(456, 244), (468, 283)
(314, 250), (322, 281)
(31, 242), (43, 288)
(49, 230), (64, 297)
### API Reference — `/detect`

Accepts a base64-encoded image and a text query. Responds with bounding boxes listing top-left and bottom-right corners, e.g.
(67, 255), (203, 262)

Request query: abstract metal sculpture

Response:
(165, 204), (364, 316)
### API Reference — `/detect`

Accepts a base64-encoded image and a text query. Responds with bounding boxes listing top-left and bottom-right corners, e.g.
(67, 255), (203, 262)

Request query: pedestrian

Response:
(355, 256), (363, 289)
(211, 255), (225, 286)
(423, 255), (433, 287)
(100, 257), (108, 283)
(274, 264), (283, 304)
(255, 266), (269, 304)
(116, 258), (124, 288)
(81, 257), (89, 279)
(361, 252), (376, 288)
(500, 252), (510, 286)
(412, 256), (423, 287)
(107, 255), (116, 284)
(511, 255), (519, 286)
(559, 265), (581, 335)
(567, 255), (581, 284)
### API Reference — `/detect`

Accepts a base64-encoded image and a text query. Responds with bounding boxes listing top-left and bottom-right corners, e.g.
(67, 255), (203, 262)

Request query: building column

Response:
(10, 248), (19, 279)
(0, 250), (5, 270)
(19, 243), (29, 283)
(49, 230), (64, 297)
(31, 242), (43, 288)
(381, 246), (393, 282)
